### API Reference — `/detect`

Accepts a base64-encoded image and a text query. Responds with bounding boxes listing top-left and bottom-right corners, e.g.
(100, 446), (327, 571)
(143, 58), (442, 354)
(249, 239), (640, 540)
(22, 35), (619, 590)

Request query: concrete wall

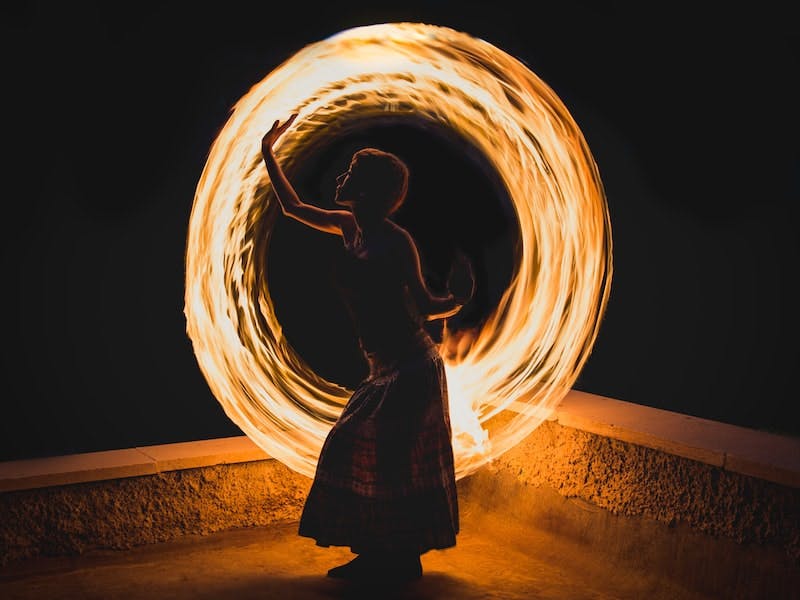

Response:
(1, 459), (311, 565)
(463, 420), (799, 599)
(2, 390), (798, 597)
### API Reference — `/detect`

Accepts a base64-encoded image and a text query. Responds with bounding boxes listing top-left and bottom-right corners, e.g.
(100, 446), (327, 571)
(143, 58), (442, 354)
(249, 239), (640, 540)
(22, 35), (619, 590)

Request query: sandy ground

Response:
(0, 502), (708, 600)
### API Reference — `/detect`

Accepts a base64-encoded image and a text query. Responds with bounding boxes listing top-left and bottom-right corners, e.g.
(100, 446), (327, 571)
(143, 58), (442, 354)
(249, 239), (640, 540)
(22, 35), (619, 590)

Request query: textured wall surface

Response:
(480, 420), (799, 559)
(0, 460), (311, 566)
(462, 420), (800, 599)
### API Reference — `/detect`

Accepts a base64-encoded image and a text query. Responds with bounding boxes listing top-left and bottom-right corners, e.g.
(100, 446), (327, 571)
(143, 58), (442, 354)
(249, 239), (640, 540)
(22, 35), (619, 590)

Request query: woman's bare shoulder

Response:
(385, 220), (414, 245)
(385, 220), (422, 266)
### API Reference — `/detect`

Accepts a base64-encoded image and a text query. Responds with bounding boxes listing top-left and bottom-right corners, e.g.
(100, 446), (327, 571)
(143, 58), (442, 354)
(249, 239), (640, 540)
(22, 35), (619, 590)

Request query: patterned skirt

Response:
(298, 340), (459, 555)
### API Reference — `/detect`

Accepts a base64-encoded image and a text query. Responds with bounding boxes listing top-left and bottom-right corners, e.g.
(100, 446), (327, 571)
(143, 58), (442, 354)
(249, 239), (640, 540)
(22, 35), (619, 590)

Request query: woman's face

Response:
(334, 158), (361, 206)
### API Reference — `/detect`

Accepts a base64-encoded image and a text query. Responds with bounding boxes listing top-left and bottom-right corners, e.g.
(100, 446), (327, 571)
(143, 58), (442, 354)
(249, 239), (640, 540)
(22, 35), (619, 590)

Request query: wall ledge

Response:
(1, 389), (798, 493)
(555, 390), (800, 488)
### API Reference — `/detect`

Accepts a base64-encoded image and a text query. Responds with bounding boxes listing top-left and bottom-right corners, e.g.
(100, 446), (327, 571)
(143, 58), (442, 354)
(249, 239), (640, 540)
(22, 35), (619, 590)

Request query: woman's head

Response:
(334, 148), (409, 221)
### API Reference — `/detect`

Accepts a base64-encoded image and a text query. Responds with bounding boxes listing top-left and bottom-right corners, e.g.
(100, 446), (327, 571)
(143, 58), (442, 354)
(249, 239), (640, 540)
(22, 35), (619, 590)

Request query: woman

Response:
(261, 114), (474, 582)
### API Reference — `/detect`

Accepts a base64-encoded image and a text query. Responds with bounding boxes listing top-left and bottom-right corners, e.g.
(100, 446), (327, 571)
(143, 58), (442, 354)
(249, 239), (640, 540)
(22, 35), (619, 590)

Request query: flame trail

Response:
(185, 23), (612, 480)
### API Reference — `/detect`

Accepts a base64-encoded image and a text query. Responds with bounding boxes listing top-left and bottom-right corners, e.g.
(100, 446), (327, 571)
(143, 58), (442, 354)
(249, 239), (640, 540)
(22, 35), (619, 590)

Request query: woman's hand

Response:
(261, 113), (298, 153)
(447, 251), (476, 305)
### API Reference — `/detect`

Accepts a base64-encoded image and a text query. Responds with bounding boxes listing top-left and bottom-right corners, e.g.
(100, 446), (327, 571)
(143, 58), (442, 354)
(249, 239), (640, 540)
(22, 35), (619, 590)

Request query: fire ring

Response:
(184, 23), (612, 480)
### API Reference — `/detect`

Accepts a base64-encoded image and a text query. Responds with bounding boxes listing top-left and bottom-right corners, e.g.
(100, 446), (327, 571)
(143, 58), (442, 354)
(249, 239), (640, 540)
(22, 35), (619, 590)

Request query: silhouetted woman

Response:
(261, 114), (474, 582)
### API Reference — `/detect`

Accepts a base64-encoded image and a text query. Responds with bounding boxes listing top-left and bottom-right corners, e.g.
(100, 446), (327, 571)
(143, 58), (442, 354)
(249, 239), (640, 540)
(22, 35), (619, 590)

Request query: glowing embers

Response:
(184, 23), (612, 480)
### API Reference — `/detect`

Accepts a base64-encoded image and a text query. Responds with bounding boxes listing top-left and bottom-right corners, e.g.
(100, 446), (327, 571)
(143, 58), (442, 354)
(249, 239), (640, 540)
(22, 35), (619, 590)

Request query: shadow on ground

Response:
(189, 572), (484, 600)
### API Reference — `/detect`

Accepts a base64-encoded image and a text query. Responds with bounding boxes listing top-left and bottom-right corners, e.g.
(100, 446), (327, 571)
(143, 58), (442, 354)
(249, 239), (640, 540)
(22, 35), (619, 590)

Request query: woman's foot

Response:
(327, 552), (422, 582)
(387, 554), (422, 582)
(327, 554), (371, 579)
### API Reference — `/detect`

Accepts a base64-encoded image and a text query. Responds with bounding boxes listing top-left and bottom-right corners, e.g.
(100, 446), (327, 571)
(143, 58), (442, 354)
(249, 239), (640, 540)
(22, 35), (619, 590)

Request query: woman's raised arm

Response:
(261, 114), (354, 236)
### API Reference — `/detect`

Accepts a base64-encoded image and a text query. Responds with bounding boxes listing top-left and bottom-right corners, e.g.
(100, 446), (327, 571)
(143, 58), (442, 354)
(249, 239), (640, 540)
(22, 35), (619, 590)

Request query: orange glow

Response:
(184, 23), (612, 480)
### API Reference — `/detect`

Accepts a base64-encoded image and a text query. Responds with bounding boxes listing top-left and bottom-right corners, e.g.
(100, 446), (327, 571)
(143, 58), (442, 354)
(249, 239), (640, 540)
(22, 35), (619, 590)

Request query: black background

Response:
(1, 1), (797, 461)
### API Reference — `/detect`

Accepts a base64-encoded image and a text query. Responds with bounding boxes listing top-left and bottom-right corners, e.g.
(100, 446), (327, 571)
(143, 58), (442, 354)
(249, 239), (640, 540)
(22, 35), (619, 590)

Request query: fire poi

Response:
(184, 23), (612, 480)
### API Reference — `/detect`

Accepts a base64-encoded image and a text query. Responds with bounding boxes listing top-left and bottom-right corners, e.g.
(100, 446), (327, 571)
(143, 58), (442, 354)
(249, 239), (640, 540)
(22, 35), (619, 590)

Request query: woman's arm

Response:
(261, 115), (353, 236)
(393, 226), (473, 321)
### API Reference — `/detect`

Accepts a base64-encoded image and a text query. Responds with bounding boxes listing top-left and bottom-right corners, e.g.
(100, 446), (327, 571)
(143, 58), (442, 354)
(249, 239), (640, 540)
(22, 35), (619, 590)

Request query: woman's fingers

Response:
(263, 115), (298, 149)
(269, 114), (298, 139)
(282, 114), (297, 132)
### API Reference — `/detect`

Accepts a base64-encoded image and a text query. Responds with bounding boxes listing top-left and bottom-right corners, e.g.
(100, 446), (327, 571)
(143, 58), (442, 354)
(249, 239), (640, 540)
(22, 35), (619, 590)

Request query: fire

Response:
(184, 23), (612, 480)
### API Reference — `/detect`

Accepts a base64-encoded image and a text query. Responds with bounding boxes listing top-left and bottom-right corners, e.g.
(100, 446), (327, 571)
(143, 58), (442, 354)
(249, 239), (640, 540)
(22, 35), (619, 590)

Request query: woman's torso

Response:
(334, 221), (432, 373)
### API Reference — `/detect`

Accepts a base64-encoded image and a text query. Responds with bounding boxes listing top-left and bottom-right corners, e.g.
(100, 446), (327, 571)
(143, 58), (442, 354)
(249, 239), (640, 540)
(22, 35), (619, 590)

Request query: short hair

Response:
(349, 148), (409, 218)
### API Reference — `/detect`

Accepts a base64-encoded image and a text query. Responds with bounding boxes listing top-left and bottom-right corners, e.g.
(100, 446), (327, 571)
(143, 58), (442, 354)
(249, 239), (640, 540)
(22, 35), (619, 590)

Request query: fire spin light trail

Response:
(185, 23), (612, 480)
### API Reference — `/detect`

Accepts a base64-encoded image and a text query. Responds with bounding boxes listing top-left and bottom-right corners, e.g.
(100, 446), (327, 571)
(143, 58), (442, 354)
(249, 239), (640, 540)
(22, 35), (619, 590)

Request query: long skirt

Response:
(298, 343), (459, 555)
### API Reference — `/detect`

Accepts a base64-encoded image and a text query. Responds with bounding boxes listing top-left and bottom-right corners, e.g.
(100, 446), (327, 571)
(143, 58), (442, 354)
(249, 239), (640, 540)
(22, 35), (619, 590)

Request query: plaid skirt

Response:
(298, 341), (459, 555)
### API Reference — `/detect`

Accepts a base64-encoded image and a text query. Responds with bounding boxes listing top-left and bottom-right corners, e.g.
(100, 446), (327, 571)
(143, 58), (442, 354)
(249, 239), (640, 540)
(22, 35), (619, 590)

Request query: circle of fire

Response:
(185, 23), (612, 480)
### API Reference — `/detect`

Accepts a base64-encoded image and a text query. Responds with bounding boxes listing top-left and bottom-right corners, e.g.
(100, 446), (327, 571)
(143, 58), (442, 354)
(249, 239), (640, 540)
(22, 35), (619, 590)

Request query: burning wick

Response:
(185, 23), (612, 480)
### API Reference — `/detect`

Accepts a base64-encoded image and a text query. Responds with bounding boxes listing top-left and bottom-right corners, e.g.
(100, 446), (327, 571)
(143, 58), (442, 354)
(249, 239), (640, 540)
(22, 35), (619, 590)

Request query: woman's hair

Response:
(349, 148), (409, 219)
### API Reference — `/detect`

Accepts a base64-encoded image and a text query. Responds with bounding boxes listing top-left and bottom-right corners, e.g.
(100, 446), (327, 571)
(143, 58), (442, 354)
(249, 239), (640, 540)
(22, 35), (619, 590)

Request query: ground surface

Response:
(0, 502), (708, 600)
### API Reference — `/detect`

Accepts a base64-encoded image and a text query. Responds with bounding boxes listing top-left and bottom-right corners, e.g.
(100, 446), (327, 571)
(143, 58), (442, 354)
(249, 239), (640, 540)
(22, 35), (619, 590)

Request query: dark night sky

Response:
(1, 1), (797, 461)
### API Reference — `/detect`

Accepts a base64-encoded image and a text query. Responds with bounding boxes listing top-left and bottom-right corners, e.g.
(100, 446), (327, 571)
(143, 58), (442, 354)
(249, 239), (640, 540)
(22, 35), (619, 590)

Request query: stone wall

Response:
(1, 459), (311, 566)
(461, 420), (800, 599)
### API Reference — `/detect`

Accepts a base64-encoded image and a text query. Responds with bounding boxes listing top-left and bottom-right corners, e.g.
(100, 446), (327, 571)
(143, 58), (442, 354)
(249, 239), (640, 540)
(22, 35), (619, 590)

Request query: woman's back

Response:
(334, 222), (430, 372)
